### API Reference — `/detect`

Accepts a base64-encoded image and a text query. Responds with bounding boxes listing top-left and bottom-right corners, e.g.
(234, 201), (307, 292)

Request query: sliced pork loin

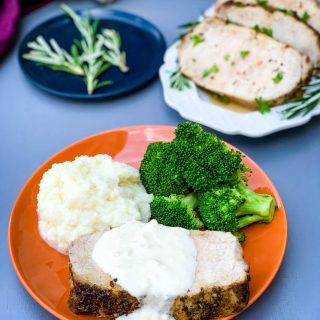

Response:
(68, 232), (140, 318)
(172, 230), (249, 320)
(216, 0), (320, 35)
(178, 17), (312, 108)
(69, 229), (249, 319)
(216, 4), (320, 67)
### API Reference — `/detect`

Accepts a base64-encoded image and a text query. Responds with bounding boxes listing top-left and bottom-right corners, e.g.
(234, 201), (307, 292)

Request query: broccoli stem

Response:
(179, 192), (198, 209)
(236, 183), (276, 227)
(237, 214), (268, 229)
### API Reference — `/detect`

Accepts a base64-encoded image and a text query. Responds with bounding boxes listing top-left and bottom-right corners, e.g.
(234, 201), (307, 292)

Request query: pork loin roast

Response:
(216, 3), (320, 66)
(69, 227), (249, 319)
(178, 18), (312, 108)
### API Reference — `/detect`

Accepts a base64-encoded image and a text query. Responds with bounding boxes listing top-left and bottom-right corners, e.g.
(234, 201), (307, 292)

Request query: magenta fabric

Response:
(0, 0), (21, 56)
(0, 0), (52, 57)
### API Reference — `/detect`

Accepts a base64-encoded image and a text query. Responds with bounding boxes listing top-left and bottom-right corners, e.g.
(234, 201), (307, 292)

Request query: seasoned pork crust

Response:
(69, 229), (249, 319)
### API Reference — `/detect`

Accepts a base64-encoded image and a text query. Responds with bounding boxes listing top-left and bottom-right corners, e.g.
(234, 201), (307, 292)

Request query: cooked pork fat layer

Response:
(178, 18), (312, 107)
(216, 4), (320, 66)
(69, 229), (249, 319)
(216, 0), (320, 35)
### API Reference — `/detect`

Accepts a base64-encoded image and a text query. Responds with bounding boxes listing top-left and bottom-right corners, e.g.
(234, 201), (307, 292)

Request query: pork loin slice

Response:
(178, 17), (312, 107)
(172, 231), (249, 320)
(216, 0), (320, 35)
(216, 4), (320, 67)
(68, 232), (140, 318)
(69, 229), (249, 319)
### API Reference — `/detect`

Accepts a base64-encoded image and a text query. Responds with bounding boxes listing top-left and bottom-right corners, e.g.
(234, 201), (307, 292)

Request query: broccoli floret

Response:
(140, 141), (189, 196)
(150, 192), (203, 230)
(198, 183), (276, 235)
(173, 122), (250, 191)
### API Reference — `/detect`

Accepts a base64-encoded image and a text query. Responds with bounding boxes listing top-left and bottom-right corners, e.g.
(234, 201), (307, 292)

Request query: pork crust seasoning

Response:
(68, 224), (249, 319)
(178, 17), (312, 108)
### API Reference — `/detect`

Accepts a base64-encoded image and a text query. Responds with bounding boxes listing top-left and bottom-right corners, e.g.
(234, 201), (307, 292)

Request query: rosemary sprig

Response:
(168, 68), (191, 91)
(178, 21), (201, 38)
(61, 4), (115, 94)
(22, 36), (84, 75)
(281, 76), (320, 119)
(22, 4), (128, 95)
(99, 29), (129, 73)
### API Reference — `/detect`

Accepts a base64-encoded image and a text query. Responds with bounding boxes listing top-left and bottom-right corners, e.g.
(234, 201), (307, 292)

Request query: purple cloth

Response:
(0, 0), (20, 56)
(0, 0), (52, 57)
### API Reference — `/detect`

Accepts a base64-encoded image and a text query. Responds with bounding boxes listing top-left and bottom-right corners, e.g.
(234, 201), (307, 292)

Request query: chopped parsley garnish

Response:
(190, 34), (205, 46)
(202, 64), (219, 77)
(231, 61), (236, 66)
(240, 50), (251, 59)
(168, 68), (191, 91)
(273, 72), (284, 84)
(286, 10), (296, 17)
(224, 54), (230, 61)
(302, 11), (311, 21)
(254, 25), (273, 37)
(255, 97), (271, 114)
(256, 0), (268, 4)
(212, 93), (231, 104)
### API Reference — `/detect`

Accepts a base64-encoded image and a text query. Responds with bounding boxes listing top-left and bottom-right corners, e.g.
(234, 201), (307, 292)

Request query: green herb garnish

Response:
(178, 21), (200, 38)
(240, 50), (251, 59)
(281, 76), (320, 119)
(254, 25), (273, 37)
(202, 64), (219, 77)
(211, 93), (231, 104)
(190, 34), (205, 46)
(273, 72), (284, 84)
(168, 68), (191, 91)
(255, 97), (271, 114)
(256, 0), (268, 4)
(302, 11), (311, 21)
(286, 9), (296, 17)
(224, 54), (230, 61)
(22, 4), (128, 95)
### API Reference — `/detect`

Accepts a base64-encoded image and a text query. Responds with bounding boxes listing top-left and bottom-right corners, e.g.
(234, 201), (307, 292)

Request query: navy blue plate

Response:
(18, 9), (166, 99)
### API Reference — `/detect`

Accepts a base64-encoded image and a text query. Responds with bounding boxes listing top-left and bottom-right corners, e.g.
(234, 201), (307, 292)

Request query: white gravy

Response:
(92, 220), (197, 319)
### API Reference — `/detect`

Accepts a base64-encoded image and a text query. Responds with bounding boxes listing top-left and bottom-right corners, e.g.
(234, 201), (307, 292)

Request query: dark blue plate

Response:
(18, 9), (166, 99)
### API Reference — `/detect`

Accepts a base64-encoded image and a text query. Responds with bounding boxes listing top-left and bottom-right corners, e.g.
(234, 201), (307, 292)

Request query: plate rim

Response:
(8, 125), (288, 319)
(18, 9), (166, 100)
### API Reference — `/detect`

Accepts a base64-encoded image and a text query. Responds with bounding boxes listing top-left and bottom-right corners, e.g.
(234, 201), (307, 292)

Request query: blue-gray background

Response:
(1, 0), (320, 319)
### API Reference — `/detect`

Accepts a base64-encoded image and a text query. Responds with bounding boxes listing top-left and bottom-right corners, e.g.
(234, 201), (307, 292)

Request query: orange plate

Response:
(8, 126), (287, 320)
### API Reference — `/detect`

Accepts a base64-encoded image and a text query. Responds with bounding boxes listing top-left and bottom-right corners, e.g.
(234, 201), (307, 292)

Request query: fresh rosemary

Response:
(22, 4), (128, 95)
(281, 76), (320, 119)
(178, 21), (201, 38)
(168, 68), (191, 91)
(22, 36), (84, 75)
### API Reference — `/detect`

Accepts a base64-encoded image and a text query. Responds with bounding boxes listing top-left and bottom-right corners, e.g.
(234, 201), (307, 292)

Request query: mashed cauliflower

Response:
(37, 154), (153, 254)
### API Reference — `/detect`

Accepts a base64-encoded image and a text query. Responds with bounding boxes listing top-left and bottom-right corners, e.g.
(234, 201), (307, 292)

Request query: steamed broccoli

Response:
(173, 122), (250, 191)
(140, 141), (189, 196)
(150, 192), (203, 230)
(140, 122), (276, 240)
(198, 183), (276, 235)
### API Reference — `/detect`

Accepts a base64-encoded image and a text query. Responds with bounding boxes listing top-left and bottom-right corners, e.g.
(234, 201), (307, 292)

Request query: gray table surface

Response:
(1, 0), (320, 319)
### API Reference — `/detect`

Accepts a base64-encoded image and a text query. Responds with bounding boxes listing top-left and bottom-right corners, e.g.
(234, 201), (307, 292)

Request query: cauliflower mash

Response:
(37, 154), (153, 254)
